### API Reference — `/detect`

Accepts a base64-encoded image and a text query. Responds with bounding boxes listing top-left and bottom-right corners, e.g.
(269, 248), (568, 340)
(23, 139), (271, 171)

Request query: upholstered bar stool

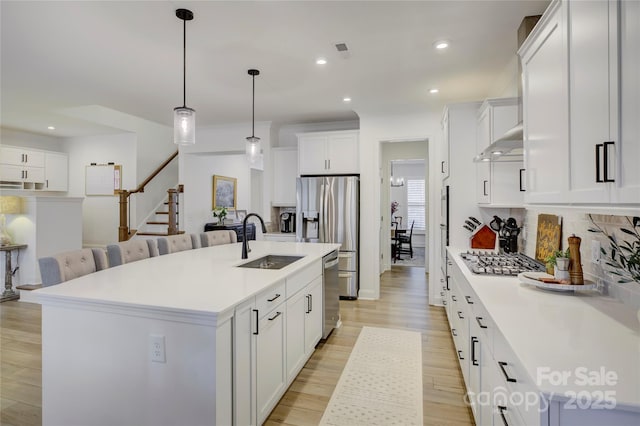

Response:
(38, 248), (108, 286)
(106, 239), (159, 267)
(200, 230), (237, 247)
(157, 234), (200, 255)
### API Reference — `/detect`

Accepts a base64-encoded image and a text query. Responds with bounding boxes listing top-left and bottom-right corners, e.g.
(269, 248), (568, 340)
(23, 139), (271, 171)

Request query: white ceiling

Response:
(1, 0), (550, 139)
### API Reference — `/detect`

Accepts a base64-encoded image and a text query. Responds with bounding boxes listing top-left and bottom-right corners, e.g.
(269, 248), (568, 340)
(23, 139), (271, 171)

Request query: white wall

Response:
(179, 122), (272, 233)
(1, 127), (65, 152)
(64, 133), (137, 247)
(356, 111), (440, 300)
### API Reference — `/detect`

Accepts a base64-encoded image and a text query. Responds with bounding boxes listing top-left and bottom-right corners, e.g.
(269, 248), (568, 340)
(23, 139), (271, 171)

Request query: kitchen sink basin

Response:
(237, 255), (305, 270)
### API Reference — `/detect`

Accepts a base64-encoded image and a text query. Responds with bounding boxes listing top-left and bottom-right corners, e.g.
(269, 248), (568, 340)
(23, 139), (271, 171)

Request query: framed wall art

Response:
(212, 175), (237, 210)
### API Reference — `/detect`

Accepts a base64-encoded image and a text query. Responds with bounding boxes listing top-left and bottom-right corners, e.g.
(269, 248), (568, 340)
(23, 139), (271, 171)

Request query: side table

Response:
(1, 244), (27, 302)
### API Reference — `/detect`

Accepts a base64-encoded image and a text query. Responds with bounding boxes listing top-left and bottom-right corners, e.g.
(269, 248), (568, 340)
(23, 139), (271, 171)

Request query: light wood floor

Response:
(0, 266), (473, 426)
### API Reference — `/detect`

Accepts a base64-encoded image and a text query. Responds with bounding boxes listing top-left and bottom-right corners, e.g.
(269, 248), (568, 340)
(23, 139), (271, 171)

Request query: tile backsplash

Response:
(523, 207), (640, 310)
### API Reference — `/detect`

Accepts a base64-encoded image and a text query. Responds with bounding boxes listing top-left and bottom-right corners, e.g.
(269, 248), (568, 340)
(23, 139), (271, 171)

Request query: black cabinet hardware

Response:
(476, 317), (488, 329)
(457, 311), (464, 319)
(603, 141), (615, 182)
(498, 406), (509, 426)
(519, 168), (526, 192)
(471, 337), (479, 366)
(465, 295), (473, 304)
(267, 294), (281, 302)
(457, 350), (464, 360)
(268, 311), (282, 321)
(498, 361), (517, 382)
(253, 309), (259, 335)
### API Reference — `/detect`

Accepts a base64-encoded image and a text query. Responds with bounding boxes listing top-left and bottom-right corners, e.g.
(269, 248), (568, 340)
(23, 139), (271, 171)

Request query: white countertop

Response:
(36, 241), (340, 316)
(448, 247), (640, 411)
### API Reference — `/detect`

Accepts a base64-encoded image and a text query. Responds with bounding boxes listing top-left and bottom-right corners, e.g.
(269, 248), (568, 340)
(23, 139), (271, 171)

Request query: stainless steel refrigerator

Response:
(296, 176), (359, 299)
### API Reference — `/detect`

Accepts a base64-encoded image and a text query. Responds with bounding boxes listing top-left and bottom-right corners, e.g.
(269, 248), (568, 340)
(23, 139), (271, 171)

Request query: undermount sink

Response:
(237, 255), (305, 270)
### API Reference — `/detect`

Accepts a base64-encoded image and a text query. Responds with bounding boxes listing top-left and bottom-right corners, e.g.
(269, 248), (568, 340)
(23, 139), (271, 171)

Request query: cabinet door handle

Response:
(451, 295), (457, 302)
(595, 143), (604, 183)
(305, 295), (310, 314)
(483, 180), (488, 196)
(446, 275), (450, 291)
(25, 153), (28, 163)
(253, 309), (259, 335)
(471, 336), (479, 366)
(498, 361), (517, 383)
(603, 141), (615, 182)
(46, 179), (49, 188)
(457, 311), (464, 319)
(309, 294), (312, 312)
(267, 293), (281, 302)
(25, 170), (28, 179)
(268, 311), (282, 321)
(519, 168), (526, 192)
(457, 350), (464, 360)
(498, 406), (509, 426)
(440, 291), (445, 297)
(451, 328), (457, 337)
(328, 159), (331, 169)
(476, 316), (488, 329)
(441, 161), (445, 173)
(442, 300), (447, 306)
(465, 295), (473, 304)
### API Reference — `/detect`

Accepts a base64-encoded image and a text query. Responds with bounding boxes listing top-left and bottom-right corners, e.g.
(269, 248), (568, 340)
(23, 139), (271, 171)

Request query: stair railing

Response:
(118, 150), (179, 242)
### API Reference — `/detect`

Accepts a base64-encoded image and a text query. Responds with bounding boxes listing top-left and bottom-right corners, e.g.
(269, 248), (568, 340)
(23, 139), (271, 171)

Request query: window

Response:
(407, 179), (425, 230)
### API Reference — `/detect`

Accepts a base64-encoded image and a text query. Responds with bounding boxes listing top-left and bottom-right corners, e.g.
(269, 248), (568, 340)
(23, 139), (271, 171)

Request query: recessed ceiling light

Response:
(343, 97), (352, 103)
(492, 151), (503, 155)
(429, 88), (439, 94)
(434, 40), (449, 50)
(481, 158), (490, 162)
(316, 58), (327, 65)
(47, 126), (55, 130)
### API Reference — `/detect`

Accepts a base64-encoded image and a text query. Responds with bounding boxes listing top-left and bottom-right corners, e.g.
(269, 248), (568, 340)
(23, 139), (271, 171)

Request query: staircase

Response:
(136, 196), (185, 237)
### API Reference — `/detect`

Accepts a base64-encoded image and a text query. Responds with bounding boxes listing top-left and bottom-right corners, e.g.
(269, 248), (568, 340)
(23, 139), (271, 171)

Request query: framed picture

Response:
(212, 175), (237, 210)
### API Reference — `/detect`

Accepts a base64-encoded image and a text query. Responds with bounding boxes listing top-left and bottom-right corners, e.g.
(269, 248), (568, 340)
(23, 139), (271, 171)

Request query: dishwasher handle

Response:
(324, 258), (339, 269)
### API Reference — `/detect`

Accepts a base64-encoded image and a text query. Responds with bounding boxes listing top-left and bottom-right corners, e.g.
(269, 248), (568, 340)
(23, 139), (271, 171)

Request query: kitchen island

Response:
(35, 241), (340, 426)
(446, 247), (640, 426)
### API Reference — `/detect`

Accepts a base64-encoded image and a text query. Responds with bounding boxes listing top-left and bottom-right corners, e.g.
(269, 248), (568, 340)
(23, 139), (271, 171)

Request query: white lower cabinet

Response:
(233, 261), (324, 425)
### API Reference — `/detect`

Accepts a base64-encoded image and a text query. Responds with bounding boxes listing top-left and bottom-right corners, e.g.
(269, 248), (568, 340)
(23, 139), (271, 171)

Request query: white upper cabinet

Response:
(271, 147), (297, 206)
(567, 0), (617, 203)
(520, 0), (569, 204)
(44, 152), (69, 191)
(441, 110), (450, 180)
(520, 0), (639, 206)
(0, 146), (45, 167)
(475, 98), (522, 207)
(614, 0), (640, 203)
(297, 130), (359, 175)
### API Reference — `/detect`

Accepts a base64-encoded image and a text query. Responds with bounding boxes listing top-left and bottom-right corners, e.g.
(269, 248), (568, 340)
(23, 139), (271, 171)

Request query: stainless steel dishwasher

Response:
(322, 250), (340, 339)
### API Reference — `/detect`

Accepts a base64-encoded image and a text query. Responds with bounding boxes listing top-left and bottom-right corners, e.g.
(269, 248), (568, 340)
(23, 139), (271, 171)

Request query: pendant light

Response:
(390, 161), (405, 187)
(173, 9), (195, 145)
(246, 69), (261, 165)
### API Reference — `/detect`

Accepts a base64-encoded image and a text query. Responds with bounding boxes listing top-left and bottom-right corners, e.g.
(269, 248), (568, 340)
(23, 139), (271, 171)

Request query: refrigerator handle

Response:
(319, 181), (326, 242)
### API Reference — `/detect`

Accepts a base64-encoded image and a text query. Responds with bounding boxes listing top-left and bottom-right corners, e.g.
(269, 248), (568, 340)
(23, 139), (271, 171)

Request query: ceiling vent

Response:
(335, 42), (350, 59)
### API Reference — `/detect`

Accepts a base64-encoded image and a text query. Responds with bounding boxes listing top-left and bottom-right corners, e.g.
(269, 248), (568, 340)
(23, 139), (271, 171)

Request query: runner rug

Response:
(319, 326), (423, 426)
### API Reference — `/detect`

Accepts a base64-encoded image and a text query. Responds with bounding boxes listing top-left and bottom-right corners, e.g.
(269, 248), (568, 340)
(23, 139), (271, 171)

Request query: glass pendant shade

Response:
(173, 107), (196, 145)
(246, 136), (261, 164)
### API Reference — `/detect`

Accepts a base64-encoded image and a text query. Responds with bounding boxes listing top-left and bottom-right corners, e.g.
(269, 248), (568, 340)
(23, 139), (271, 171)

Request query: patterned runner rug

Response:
(319, 326), (423, 425)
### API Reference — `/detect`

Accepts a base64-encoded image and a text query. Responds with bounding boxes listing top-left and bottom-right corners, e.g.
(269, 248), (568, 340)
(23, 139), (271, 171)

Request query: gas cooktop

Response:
(460, 251), (546, 276)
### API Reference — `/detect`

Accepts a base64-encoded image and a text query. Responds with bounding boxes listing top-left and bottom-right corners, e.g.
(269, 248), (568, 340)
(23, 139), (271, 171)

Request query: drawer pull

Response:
(442, 300), (447, 306)
(476, 316), (488, 329)
(498, 361), (517, 383)
(268, 311), (282, 321)
(451, 328), (457, 337)
(305, 295), (310, 314)
(309, 294), (313, 312)
(253, 309), (259, 335)
(267, 293), (281, 302)
(440, 291), (445, 296)
(457, 311), (464, 319)
(465, 295), (473, 304)
(498, 405), (509, 426)
(451, 295), (457, 302)
(457, 350), (464, 360)
(471, 336), (479, 366)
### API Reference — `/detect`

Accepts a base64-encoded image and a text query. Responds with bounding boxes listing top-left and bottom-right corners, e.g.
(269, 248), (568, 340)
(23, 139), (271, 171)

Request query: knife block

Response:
(470, 225), (497, 250)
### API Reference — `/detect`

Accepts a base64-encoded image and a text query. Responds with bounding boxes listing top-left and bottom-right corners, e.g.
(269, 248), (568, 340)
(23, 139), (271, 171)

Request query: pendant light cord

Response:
(251, 74), (255, 137)
(182, 18), (187, 108)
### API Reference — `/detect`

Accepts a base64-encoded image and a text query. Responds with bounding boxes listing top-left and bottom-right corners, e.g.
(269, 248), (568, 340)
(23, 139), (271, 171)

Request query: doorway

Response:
(380, 140), (428, 273)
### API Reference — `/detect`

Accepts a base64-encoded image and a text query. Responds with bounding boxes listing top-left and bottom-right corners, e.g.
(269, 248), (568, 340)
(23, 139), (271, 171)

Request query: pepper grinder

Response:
(568, 234), (584, 285)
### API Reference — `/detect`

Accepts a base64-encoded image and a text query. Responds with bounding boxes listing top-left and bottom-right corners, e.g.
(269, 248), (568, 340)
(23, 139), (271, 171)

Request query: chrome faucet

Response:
(242, 213), (268, 259)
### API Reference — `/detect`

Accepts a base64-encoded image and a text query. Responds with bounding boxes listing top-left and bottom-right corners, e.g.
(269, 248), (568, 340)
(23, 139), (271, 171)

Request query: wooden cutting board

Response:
(470, 225), (496, 250)
(535, 214), (562, 264)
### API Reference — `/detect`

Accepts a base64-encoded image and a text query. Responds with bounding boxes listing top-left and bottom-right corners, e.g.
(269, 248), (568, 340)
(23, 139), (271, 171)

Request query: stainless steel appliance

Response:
(280, 212), (296, 233)
(297, 176), (359, 299)
(322, 250), (340, 338)
(460, 251), (545, 276)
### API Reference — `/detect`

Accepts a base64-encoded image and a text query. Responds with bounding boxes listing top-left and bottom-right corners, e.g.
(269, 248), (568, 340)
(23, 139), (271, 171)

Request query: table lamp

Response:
(0, 196), (22, 246)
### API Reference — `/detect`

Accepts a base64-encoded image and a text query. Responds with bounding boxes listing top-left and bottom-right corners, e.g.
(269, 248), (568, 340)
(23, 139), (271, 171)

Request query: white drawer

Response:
(256, 280), (286, 317)
(285, 260), (322, 297)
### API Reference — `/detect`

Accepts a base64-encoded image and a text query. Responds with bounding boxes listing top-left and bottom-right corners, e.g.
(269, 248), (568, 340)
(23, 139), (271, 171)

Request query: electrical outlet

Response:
(150, 335), (166, 363)
(591, 240), (601, 264)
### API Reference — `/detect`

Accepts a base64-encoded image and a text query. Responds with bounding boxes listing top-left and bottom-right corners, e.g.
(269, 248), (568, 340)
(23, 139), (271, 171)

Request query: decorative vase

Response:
(554, 257), (570, 280)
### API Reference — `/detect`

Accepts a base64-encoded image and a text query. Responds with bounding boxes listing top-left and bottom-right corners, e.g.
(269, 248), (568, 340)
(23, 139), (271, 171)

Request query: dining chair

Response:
(397, 220), (415, 259)
(200, 230), (238, 247)
(391, 221), (401, 263)
(157, 234), (200, 255)
(38, 248), (109, 286)
(106, 239), (159, 267)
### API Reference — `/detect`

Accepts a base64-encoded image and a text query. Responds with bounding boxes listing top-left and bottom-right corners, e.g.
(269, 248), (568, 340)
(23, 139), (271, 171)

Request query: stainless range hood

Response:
(473, 122), (523, 162)
(473, 16), (540, 163)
